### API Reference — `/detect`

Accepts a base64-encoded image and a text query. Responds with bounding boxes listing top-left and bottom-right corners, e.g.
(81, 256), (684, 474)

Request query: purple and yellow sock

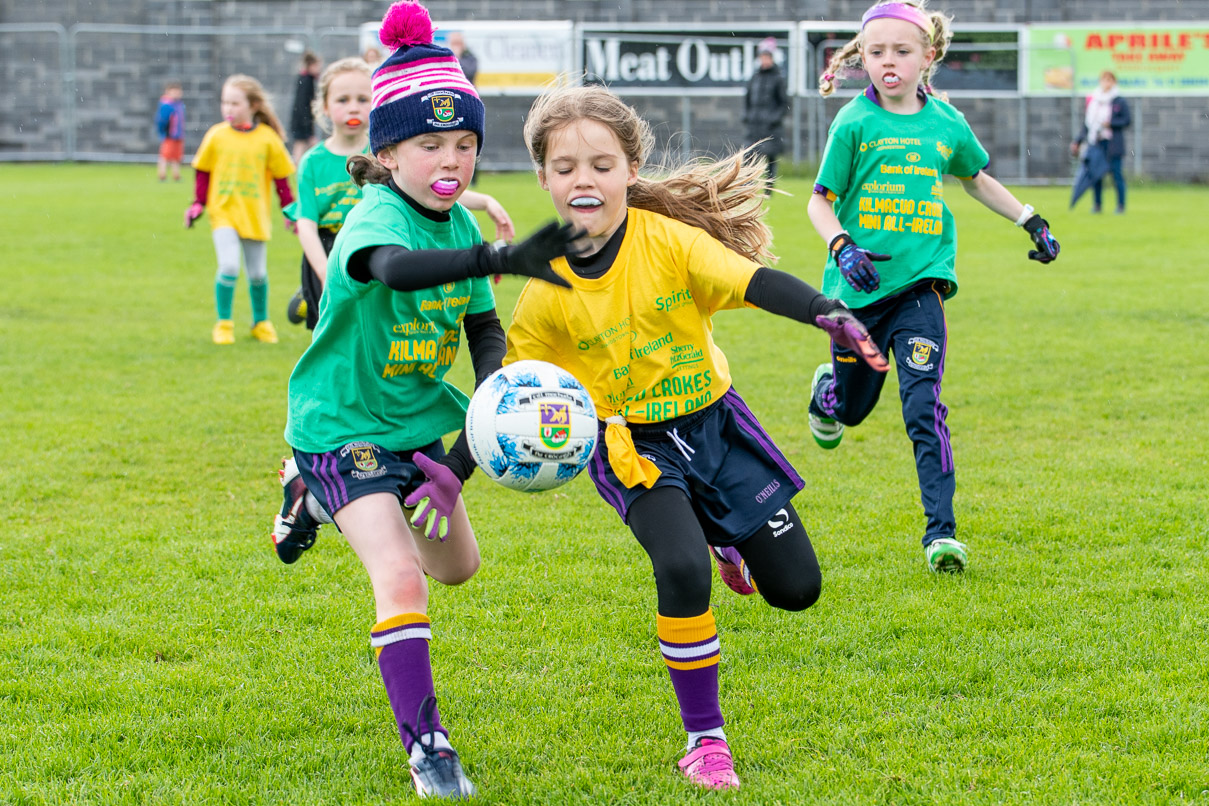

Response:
(657, 610), (724, 733)
(371, 613), (446, 752)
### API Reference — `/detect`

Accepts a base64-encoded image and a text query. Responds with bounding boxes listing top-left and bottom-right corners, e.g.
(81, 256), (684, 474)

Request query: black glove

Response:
(830, 233), (890, 293)
(1022, 214), (1060, 263)
(493, 222), (587, 288)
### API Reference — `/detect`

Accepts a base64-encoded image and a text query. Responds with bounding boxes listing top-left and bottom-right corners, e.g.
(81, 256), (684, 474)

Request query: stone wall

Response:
(2, 1), (1206, 179)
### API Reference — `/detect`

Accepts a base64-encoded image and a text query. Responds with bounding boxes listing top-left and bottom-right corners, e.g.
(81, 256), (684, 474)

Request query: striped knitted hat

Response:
(369, 1), (485, 155)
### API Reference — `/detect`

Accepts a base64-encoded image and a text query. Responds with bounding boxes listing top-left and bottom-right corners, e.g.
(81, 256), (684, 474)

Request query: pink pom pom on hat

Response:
(369, 1), (484, 154)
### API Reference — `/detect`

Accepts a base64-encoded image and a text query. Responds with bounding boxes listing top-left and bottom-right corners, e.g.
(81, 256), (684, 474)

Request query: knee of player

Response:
(763, 574), (821, 612)
(429, 550), (481, 587)
(372, 562), (430, 605)
(653, 552), (712, 599)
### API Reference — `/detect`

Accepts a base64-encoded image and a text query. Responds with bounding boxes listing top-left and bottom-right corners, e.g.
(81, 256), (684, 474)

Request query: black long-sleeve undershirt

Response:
(743, 266), (844, 323)
(436, 308), (506, 482)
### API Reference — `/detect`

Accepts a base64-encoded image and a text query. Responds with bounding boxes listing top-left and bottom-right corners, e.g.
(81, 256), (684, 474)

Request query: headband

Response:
(861, 3), (935, 39)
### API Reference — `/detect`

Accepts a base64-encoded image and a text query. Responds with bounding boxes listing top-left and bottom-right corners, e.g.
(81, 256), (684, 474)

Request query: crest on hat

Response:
(431, 94), (455, 123)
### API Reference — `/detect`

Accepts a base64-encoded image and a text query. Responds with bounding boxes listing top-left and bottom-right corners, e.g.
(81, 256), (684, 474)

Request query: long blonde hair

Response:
(818, 0), (953, 97)
(223, 74), (286, 139)
(523, 84), (775, 265)
(311, 57), (373, 133)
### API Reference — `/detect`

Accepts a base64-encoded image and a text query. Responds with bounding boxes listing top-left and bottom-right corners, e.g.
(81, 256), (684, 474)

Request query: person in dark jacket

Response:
(289, 51), (322, 164)
(743, 37), (789, 188)
(1071, 70), (1132, 213)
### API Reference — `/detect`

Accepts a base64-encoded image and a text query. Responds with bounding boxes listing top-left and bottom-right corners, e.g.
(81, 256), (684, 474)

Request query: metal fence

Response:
(0, 22), (1148, 182)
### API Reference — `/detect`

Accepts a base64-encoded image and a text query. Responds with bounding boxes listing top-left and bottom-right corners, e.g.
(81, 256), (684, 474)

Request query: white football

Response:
(465, 360), (598, 492)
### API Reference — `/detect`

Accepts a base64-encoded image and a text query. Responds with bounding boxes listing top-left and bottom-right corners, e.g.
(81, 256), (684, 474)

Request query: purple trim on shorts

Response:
(720, 389), (804, 489)
(312, 451), (349, 511)
(933, 312), (953, 473)
(591, 437), (628, 516)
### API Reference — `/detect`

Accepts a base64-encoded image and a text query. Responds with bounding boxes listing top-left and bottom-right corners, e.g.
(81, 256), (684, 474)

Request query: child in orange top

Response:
(186, 74), (295, 345)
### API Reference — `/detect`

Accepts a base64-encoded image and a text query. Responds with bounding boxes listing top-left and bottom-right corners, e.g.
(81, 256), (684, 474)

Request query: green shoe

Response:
(925, 538), (968, 573)
(809, 362), (844, 449)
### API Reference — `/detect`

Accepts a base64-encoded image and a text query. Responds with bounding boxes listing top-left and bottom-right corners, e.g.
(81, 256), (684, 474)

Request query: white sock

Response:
(304, 492), (334, 524)
(686, 728), (727, 753)
(409, 731), (453, 762)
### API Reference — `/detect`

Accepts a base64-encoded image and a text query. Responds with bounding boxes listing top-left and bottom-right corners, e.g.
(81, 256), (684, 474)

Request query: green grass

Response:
(2, 164), (1207, 804)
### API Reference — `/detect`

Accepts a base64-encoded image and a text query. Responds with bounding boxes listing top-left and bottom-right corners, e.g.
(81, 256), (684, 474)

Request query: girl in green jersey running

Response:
(807, 0), (1061, 573)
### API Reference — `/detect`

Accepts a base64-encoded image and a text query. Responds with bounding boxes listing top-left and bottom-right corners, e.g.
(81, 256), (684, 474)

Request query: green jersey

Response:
(815, 91), (989, 306)
(285, 183), (496, 453)
(295, 142), (368, 232)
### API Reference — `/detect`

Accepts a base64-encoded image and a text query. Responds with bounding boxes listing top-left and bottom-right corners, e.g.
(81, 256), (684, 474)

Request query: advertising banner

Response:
(360, 20), (574, 93)
(1024, 24), (1209, 95)
(578, 25), (796, 94)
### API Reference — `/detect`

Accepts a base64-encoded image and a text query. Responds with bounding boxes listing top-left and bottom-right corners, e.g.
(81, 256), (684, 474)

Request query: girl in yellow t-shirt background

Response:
(186, 74), (295, 345)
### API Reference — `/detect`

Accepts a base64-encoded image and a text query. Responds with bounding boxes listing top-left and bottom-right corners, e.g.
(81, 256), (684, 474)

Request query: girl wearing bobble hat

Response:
(271, 1), (582, 798)
(807, 0), (1062, 573)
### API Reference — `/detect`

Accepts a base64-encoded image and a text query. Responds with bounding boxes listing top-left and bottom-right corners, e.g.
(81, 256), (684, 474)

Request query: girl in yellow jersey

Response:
(504, 85), (889, 790)
(186, 74), (295, 345)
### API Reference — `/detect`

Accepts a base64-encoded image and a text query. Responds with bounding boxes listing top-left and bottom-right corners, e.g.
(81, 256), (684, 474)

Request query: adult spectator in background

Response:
(362, 45), (383, 70)
(1071, 70), (1131, 214)
(289, 51), (322, 164)
(743, 37), (789, 189)
(447, 32), (477, 85)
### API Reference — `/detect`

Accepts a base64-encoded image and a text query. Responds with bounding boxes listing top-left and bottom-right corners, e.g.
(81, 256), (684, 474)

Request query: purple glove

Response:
(830, 233), (890, 293)
(1022, 214), (1060, 263)
(815, 308), (890, 372)
(403, 452), (462, 541)
(184, 202), (204, 228)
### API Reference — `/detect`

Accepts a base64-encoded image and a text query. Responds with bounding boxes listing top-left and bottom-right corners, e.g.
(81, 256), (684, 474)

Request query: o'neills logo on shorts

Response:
(755, 479), (781, 504)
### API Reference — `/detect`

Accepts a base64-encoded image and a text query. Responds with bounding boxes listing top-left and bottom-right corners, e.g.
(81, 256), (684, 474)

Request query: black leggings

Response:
(627, 486), (822, 618)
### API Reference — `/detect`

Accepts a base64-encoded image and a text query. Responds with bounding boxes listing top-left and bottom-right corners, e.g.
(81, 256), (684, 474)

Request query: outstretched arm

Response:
(959, 171), (1027, 222)
(745, 267), (888, 372)
(402, 309), (505, 540)
(961, 172), (1061, 263)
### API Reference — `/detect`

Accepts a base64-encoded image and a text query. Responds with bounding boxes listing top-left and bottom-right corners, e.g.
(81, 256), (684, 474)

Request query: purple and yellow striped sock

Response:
(657, 610), (724, 733)
(371, 613), (446, 752)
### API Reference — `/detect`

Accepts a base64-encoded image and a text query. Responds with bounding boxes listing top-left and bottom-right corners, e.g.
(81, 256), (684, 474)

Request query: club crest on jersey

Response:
(431, 94), (455, 123)
(539, 402), (570, 449)
(907, 336), (939, 372)
(351, 446), (379, 472)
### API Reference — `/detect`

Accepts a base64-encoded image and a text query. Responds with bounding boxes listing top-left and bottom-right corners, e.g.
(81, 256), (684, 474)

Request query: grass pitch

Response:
(1, 164), (1206, 804)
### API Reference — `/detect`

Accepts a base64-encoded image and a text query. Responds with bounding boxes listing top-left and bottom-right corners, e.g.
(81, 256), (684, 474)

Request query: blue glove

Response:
(830, 233), (890, 293)
(815, 307), (890, 372)
(403, 452), (462, 541)
(1022, 214), (1060, 263)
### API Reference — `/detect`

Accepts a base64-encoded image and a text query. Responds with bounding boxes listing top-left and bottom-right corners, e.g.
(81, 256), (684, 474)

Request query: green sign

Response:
(1025, 24), (1209, 95)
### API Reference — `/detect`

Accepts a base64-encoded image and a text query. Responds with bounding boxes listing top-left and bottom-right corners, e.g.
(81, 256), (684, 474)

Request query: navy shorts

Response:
(293, 439), (445, 518)
(589, 388), (804, 546)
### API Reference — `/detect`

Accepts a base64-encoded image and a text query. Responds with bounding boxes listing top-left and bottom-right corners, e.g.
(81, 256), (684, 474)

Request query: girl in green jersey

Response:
(807, 0), (1061, 573)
